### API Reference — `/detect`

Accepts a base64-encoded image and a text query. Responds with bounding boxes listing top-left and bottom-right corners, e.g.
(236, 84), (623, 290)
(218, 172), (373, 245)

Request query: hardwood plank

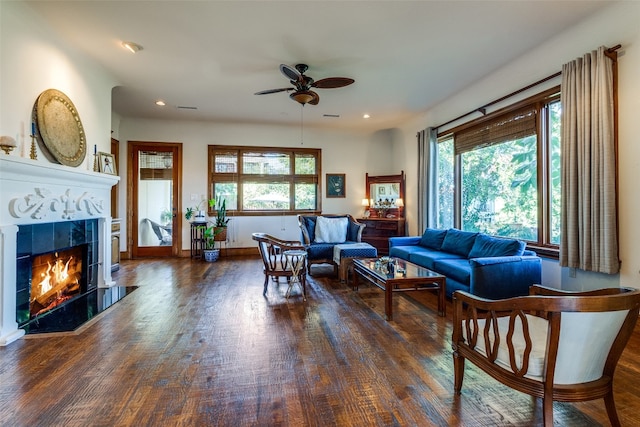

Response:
(0, 256), (638, 426)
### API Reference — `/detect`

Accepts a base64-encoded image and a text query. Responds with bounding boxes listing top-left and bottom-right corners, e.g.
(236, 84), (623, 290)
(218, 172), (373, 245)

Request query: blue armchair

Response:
(297, 214), (366, 275)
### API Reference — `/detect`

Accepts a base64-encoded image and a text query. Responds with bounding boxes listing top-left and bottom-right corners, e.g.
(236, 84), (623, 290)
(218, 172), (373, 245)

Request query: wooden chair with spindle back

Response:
(452, 284), (640, 426)
(251, 232), (307, 298)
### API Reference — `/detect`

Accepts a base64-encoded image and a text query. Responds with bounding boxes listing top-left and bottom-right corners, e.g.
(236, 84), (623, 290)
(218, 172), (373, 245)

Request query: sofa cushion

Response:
(433, 258), (471, 285)
(441, 229), (478, 257)
(468, 234), (526, 258)
(409, 249), (464, 270)
(419, 228), (447, 250)
(307, 243), (335, 261)
(314, 216), (348, 243)
(301, 216), (317, 242)
(347, 221), (361, 241)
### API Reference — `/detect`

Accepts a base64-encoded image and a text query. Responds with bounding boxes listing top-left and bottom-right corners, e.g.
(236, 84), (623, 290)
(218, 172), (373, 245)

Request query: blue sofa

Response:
(298, 214), (367, 275)
(389, 228), (541, 299)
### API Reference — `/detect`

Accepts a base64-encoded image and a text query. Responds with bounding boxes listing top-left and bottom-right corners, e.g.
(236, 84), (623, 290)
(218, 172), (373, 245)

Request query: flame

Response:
(38, 254), (77, 295)
(31, 250), (82, 317)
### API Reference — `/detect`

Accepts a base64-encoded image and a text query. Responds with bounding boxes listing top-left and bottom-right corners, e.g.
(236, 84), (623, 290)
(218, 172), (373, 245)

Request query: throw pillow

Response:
(468, 234), (526, 258)
(314, 216), (348, 243)
(419, 228), (447, 249)
(440, 228), (478, 257)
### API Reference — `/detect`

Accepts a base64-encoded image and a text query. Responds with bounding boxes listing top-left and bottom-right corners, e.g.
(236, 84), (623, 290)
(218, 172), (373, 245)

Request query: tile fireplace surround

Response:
(0, 156), (119, 345)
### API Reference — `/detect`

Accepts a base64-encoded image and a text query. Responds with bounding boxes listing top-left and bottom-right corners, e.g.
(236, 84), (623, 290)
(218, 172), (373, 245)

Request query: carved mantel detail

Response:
(9, 188), (104, 220)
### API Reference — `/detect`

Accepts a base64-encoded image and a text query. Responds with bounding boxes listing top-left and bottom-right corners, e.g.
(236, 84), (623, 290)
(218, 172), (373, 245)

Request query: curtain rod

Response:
(434, 44), (621, 131)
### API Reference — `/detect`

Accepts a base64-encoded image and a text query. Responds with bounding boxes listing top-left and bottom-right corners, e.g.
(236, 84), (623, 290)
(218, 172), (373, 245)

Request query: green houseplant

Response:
(201, 223), (223, 262)
(210, 196), (230, 242)
(185, 199), (207, 222)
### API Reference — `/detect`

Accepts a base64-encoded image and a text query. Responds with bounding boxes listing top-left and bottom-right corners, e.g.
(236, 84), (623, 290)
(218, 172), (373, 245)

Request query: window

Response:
(208, 146), (321, 215)
(437, 88), (560, 252)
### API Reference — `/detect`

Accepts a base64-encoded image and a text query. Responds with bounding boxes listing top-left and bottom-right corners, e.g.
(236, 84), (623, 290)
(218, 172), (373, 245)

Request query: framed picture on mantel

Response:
(326, 173), (346, 198)
(98, 152), (117, 175)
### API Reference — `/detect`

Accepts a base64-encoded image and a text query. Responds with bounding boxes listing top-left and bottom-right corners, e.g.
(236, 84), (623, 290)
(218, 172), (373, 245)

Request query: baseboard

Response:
(179, 246), (259, 258)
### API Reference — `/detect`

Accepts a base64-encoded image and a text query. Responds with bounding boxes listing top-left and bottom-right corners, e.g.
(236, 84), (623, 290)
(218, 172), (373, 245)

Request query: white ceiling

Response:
(25, 1), (612, 132)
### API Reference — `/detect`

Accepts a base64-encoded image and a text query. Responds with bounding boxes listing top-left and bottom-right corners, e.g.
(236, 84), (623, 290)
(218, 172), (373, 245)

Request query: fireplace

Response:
(0, 156), (119, 345)
(30, 245), (86, 317)
(15, 219), (100, 329)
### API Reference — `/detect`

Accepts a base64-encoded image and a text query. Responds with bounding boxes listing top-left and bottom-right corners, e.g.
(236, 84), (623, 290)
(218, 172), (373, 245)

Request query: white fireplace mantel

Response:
(0, 156), (119, 345)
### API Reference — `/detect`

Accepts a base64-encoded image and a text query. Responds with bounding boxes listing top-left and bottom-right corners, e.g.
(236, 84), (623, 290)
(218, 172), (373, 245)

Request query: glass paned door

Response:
(130, 142), (182, 258)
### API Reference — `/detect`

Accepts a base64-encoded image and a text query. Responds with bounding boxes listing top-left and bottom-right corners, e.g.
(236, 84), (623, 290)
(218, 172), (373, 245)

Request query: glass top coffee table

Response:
(352, 257), (446, 320)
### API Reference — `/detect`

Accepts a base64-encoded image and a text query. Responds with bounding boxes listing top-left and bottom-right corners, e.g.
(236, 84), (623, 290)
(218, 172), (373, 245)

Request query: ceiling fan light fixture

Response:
(290, 91), (315, 105)
(122, 41), (143, 53)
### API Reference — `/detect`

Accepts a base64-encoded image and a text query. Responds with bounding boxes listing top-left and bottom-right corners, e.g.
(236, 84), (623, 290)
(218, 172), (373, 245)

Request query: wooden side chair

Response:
(251, 232), (307, 298)
(452, 285), (640, 426)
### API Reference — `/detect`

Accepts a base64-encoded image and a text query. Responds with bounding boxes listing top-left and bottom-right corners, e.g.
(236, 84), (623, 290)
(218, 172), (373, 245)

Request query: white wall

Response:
(0, 2), (118, 166)
(117, 118), (394, 251)
(395, 1), (640, 290)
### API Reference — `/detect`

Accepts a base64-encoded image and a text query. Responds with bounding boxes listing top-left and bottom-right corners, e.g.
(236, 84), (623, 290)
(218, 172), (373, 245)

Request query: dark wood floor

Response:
(1, 256), (640, 426)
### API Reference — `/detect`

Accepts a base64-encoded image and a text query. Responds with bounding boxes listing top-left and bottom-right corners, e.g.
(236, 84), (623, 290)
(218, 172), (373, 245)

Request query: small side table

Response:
(190, 222), (207, 259)
(284, 250), (307, 301)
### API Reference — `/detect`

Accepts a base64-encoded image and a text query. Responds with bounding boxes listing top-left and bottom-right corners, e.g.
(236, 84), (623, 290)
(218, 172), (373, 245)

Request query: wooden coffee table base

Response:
(352, 258), (446, 321)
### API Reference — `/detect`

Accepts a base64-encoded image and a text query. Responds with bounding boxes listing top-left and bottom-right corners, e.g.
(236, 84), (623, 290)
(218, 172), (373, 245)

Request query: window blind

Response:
(454, 106), (537, 155)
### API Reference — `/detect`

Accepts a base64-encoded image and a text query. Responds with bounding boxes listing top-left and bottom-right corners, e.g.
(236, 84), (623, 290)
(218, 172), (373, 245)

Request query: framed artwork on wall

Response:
(326, 173), (346, 198)
(98, 152), (117, 175)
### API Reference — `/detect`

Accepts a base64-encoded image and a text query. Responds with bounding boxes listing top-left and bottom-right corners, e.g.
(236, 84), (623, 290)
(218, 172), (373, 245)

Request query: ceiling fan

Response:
(255, 63), (354, 105)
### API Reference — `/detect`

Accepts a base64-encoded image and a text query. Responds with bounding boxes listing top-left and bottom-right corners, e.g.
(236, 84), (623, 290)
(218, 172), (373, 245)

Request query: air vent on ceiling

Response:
(323, 114), (340, 118)
(177, 106), (198, 110)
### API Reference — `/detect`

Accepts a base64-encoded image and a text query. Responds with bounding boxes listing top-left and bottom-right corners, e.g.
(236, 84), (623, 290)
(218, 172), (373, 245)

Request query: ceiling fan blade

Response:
(254, 88), (292, 95)
(312, 77), (355, 89)
(309, 91), (320, 105)
(280, 64), (302, 82)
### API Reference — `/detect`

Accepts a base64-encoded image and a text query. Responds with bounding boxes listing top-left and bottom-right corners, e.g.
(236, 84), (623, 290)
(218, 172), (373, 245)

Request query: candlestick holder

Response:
(29, 134), (37, 160)
(93, 153), (99, 172)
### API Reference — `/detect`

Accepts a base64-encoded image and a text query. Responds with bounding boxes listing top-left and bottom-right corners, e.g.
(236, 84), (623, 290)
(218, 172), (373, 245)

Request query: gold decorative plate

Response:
(35, 89), (86, 167)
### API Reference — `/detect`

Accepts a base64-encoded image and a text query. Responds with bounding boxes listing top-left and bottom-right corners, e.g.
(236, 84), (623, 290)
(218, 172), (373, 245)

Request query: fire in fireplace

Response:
(29, 245), (87, 318)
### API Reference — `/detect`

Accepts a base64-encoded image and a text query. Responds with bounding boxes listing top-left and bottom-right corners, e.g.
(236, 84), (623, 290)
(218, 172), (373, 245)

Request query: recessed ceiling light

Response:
(122, 41), (143, 53)
(363, 114), (370, 119)
(155, 100), (166, 106)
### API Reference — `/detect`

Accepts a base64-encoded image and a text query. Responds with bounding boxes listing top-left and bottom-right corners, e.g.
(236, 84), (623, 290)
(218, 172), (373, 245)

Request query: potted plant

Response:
(185, 199), (207, 222)
(210, 196), (230, 241)
(201, 224), (222, 262)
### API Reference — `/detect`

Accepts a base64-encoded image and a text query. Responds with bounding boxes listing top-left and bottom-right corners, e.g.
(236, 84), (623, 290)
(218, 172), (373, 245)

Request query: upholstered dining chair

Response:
(251, 232), (307, 298)
(452, 285), (640, 427)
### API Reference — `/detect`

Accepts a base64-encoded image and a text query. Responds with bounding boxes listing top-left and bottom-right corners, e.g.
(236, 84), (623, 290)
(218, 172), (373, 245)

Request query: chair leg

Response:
(263, 274), (269, 296)
(453, 352), (465, 394)
(542, 395), (553, 427)
(604, 390), (621, 427)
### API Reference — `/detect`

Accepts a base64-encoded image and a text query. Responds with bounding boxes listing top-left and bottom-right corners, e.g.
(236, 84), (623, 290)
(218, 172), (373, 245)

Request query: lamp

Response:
(290, 90), (315, 105)
(395, 198), (404, 217)
(0, 136), (17, 155)
(361, 198), (370, 216)
(122, 41), (143, 53)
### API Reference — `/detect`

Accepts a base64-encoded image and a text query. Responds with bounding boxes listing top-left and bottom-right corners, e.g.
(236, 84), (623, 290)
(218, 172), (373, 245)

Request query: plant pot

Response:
(203, 249), (220, 262)
(214, 227), (227, 241)
(194, 210), (206, 221)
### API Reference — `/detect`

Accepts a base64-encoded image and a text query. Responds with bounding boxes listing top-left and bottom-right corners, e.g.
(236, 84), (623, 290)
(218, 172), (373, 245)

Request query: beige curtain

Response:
(417, 128), (438, 232)
(560, 46), (618, 274)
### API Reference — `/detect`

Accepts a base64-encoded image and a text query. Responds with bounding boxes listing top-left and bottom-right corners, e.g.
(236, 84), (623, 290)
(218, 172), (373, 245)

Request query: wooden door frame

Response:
(110, 137), (119, 217)
(128, 141), (183, 258)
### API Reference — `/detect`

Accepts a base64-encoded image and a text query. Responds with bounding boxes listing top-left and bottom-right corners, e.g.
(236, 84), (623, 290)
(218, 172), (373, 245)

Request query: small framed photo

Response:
(98, 152), (117, 175)
(326, 173), (346, 198)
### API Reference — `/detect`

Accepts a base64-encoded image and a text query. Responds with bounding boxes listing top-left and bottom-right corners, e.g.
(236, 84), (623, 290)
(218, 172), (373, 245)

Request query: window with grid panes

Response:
(208, 146), (321, 215)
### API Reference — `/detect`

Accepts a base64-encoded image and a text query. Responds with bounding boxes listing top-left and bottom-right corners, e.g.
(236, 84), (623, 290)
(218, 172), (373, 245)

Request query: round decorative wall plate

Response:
(35, 89), (86, 167)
